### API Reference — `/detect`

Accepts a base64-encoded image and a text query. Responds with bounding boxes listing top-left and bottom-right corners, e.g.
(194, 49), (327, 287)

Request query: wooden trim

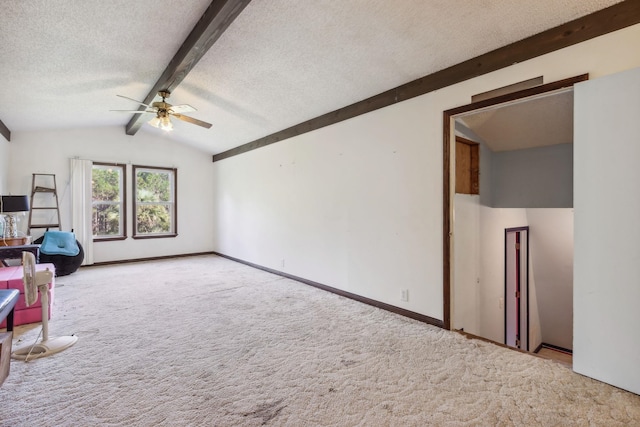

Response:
(458, 331), (573, 365)
(212, 2), (640, 162)
(455, 136), (478, 146)
(445, 74), (588, 117)
(213, 251), (444, 328)
(132, 165), (178, 238)
(131, 233), (178, 240)
(503, 227), (530, 350)
(126, 0), (252, 135)
(541, 342), (573, 355)
(503, 229), (508, 346)
(456, 330), (531, 355)
(88, 250), (444, 327)
(93, 236), (128, 243)
(443, 117), (452, 330)
(472, 76), (544, 103)
(505, 226), (530, 233)
(454, 136), (479, 195)
(443, 74), (588, 331)
(470, 143), (479, 195)
(88, 251), (215, 267)
(525, 225), (530, 349)
(0, 117), (10, 142)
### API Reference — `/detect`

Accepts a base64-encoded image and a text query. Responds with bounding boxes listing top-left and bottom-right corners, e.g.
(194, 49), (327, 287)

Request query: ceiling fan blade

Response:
(110, 109), (156, 113)
(116, 94), (152, 108)
(172, 113), (212, 129)
(169, 104), (197, 114)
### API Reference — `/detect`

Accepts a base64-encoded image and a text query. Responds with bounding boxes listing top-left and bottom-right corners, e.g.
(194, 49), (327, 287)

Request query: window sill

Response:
(132, 233), (178, 240)
(93, 236), (127, 242)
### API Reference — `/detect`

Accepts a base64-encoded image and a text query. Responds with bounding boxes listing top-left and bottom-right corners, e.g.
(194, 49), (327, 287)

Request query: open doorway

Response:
(443, 75), (586, 364)
(505, 227), (529, 351)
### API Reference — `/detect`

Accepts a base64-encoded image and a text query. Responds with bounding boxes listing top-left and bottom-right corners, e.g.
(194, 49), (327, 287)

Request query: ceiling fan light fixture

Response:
(148, 116), (161, 128)
(116, 91), (211, 131)
(159, 116), (173, 132)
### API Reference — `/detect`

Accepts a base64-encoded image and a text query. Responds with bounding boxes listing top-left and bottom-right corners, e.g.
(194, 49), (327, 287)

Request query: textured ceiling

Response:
(459, 90), (574, 152)
(0, 0), (624, 154)
(0, 0), (212, 132)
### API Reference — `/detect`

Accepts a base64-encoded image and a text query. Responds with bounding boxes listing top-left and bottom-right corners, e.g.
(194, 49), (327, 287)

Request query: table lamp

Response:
(1, 195), (30, 238)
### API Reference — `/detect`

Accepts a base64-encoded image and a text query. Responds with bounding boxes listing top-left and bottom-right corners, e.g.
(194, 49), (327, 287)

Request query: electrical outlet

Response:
(401, 289), (409, 302)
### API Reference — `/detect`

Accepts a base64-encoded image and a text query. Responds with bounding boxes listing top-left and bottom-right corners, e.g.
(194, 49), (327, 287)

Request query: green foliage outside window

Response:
(135, 169), (175, 235)
(92, 166), (123, 237)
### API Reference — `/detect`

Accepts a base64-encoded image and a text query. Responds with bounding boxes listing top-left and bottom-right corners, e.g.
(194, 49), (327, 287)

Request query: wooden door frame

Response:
(504, 226), (529, 350)
(441, 74), (588, 330)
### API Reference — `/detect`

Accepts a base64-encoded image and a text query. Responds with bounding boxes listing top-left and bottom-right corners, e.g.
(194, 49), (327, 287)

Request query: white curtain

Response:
(70, 158), (94, 265)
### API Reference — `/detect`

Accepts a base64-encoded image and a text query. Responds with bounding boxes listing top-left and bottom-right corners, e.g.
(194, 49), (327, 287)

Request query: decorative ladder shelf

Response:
(28, 174), (61, 235)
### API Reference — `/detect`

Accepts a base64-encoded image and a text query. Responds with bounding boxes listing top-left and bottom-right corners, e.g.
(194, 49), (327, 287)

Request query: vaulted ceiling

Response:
(0, 0), (632, 155)
(459, 90), (574, 152)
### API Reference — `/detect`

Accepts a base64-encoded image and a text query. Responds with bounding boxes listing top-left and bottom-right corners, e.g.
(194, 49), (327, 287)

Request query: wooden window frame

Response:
(132, 165), (178, 240)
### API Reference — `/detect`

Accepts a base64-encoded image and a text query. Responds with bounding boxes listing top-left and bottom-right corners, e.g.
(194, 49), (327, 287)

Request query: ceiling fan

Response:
(112, 90), (212, 131)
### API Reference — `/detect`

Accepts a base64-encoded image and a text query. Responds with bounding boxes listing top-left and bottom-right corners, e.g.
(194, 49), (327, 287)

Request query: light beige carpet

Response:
(1, 255), (638, 426)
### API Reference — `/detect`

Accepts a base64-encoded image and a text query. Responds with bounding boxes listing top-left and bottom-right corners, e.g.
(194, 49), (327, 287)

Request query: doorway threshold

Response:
(454, 330), (572, 368)
(535, 344), (573, 368)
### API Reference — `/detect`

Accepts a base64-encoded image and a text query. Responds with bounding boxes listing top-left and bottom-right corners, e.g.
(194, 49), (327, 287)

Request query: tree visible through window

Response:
(92, 163), (126, 240)
(133, 166), (177, 238)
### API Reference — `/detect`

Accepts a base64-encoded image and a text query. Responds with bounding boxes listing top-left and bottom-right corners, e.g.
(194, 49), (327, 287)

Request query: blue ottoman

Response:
(34, 231), (84, 276)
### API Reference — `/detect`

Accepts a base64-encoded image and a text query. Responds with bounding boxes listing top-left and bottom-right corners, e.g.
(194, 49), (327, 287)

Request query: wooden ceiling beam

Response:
(213, 0), (640, 162)
(0, 117), (10, 142)
(126, 0), (251, 135)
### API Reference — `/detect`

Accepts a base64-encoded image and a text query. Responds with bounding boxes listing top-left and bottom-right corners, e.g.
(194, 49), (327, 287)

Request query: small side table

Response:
(0, 289), (19, 333)
(0, 237), (28, 247)
(0, 289), (19, 387)
(0, 244), (40, 267)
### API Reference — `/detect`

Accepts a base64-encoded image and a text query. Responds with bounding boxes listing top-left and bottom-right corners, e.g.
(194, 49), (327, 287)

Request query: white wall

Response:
(453, 194), (480, 334)
(456, 201), (568, 350)
(213, 98), (442, 316)
(492, 144), (573, 208)
(477, 207), (528, 342)
(212, 24), (640, 321)
(527, 257), (542, 354)
(527, 209), (573, 350)
(8, 126), (215, 263)
(574, 67), (640, 395)
(0, 137), (8, 193)
(456, 202), (537, 347)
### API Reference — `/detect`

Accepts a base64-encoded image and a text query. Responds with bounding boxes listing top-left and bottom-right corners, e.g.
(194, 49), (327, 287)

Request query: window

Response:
(133, 165), (177, 238)
(92, 163), (126, 240)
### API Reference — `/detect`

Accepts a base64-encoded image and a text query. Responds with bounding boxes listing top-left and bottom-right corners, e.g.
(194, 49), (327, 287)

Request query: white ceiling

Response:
(459, 90), (574, 152)
(0, 0), (623, 155)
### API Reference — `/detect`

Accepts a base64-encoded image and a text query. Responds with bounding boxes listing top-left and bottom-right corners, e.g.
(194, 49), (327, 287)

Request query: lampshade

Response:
(159, 116), (173, 131)
(148, 116), (161, 128)
(148, 115), (173, 131)
(1, 195), (30, 213)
